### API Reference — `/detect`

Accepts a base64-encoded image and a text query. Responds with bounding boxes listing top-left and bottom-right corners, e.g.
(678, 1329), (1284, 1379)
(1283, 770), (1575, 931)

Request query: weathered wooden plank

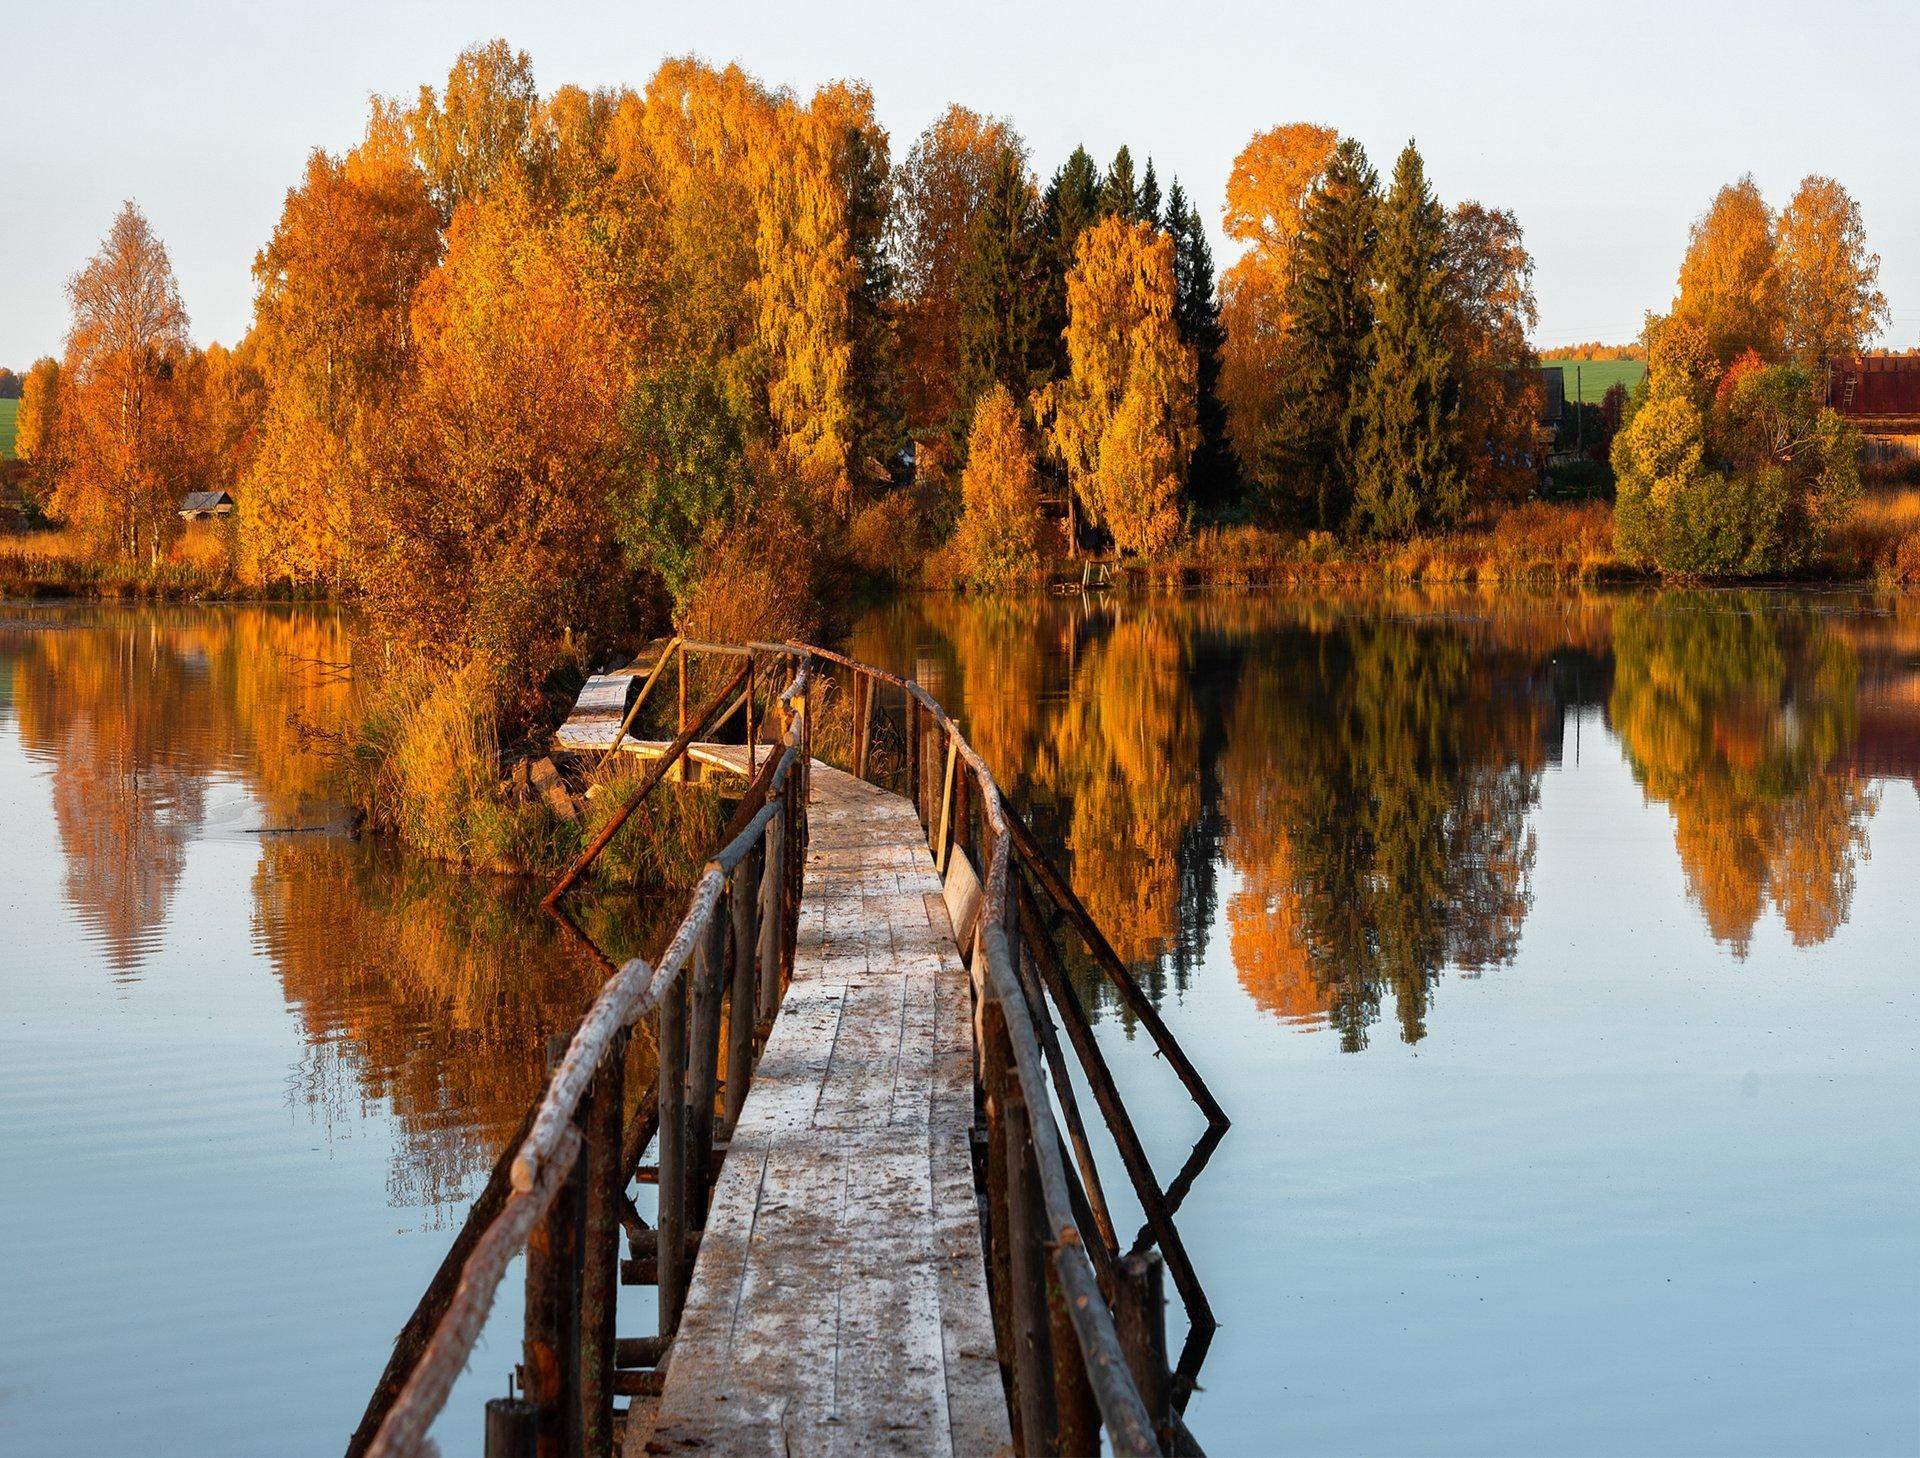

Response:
(638, 763), (1008, 1458)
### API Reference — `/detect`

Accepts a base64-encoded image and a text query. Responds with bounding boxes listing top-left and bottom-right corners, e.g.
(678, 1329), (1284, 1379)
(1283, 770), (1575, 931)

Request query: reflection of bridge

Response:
(350, 643), (1227, 1458)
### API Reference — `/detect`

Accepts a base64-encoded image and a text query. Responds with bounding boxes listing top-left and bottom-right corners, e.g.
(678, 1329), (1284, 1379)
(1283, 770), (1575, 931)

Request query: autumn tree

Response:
(404, 38), (541, 222)
(1217, 123), (1339, 518)
(14, 357), (65, 509)
(55, 202), (195, 563)
(1037, 147), (1104, 380)
(1614, 322), (1858, 576)
(1285, 137), (1378, 529)
(1050, 217), (1196, 553)
(1671, 175), (1781, 364)
(952, 384), (1043, 586)
(1446, 202), (1541, 505)
(895, 106), (1025, 437)
(1352, 143), (1465, 537)
(244, 139), (441, 582)
(360, 179), (632, 711)
(1777, 175), (1888, 367)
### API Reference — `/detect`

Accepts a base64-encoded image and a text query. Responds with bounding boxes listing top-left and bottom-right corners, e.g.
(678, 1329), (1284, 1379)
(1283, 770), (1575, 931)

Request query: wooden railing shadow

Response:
(348, 641), (1226, 1458)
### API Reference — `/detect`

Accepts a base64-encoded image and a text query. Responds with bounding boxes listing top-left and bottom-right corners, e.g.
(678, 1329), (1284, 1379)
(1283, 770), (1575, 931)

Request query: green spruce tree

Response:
(1140, 158), (1163, 229)
(1101, 145), (1141, 220)
(1352, 142), (1465, 538)
(1166, 180), (1237, 514)
(1286, 136), (1379, 530)
(842, 112), (905, 489)
(956, 146), (1046, 426)
(1038, 147), (1103, 381)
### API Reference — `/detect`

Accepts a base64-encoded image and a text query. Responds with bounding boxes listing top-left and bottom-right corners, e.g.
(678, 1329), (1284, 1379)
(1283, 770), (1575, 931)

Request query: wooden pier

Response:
(349, 641), (1227, 1458)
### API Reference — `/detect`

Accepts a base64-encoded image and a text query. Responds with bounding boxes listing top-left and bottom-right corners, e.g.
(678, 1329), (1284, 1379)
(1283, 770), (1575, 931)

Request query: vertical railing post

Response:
(907, 695), (922, 828)
(1114, 1251), (1173, 1449)
(745, 657), (756, 775)
(977, 956), (1018, 1436)
(757, 795), (785, 1027)
(657, 963), (689, 1334)
(935, 734), (959, 872)
(525, 1036), (587, 1457)
(853, 671), (874, 781)
(687, 893), (728, 1231)
(676, 639), (687, 738)
(578, 1029), (627, 1458)
(726, 848), (761, 1130)
(1002, 1057), (1060, 1456)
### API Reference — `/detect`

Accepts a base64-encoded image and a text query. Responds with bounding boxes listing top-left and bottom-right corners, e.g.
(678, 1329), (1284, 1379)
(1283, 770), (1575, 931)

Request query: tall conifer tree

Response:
(956, 147), (1046, 425)
(1166, 180), (1235, 512)
(1039, 148), (1103, 381)
(1140, 159), (1163, 229)
(1353, 142), (1465, 537)
(1286, 137), (1379, 529)
(1101, 145), (1141, 220)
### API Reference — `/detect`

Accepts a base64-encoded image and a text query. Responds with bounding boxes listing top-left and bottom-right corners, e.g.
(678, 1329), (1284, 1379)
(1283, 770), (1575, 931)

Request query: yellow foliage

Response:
(953, 384), (1043, 586)
(1051, 217), (1196, 553)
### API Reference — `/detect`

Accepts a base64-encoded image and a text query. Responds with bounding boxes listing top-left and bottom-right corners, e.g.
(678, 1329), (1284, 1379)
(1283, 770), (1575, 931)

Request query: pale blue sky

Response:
(6, 1), (1917, 365)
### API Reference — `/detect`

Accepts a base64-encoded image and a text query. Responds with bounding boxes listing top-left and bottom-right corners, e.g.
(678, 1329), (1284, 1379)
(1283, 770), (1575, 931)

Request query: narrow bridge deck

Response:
(627, 758), (1009, 1457)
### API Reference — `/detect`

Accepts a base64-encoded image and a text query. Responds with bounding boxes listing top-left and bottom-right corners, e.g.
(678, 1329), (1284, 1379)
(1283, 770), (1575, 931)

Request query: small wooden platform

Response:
(628, 762), (1009, 1457)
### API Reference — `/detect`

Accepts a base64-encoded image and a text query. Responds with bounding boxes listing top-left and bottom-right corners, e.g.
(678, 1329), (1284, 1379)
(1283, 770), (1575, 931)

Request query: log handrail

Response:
(358, 655), (812, 1458)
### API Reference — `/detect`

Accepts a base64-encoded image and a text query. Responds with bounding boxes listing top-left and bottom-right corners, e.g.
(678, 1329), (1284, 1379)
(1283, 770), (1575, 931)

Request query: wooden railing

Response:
(347, 641), (1224, 1458)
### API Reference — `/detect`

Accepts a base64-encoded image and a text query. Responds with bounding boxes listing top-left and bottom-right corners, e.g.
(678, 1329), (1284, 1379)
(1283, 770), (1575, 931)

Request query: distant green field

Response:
(1540, 358), (1645, 405)
(0, 398), (18, 460)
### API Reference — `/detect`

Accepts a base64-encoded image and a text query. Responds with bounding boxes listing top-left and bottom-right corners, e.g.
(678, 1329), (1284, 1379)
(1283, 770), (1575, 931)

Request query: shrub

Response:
(845, 490), (931, 586)
(677, 497), (820, 644)
(1613, 359), (1857, 578)
(951, 385), (1044, 588)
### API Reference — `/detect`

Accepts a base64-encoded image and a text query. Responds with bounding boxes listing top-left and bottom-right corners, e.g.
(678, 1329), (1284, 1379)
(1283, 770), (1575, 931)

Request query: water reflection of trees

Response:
(256, 840), (671, 1210)
(2, 606), (677, 1212)
(831, 590), (1912, 1049)
(5, 608), (352, 975)
(1223, 615), (1548, 1049)
(1608, 596), (1878, 955)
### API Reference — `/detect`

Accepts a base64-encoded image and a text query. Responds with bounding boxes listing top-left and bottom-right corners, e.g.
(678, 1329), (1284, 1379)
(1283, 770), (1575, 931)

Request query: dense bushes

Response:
(1612, 336), (1859, 578)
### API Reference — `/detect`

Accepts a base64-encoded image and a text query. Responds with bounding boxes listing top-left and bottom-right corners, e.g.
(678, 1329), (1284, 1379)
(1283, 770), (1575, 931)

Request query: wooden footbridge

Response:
(347, 641), (1228, 1458)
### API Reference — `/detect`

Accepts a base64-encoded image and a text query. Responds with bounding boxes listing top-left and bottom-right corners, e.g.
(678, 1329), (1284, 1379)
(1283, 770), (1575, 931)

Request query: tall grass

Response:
(1828, 486), (1920, 587)
(0, 526), (265, 599)
(1138, 501), (1623, 588)
(349, 660), (726, 886)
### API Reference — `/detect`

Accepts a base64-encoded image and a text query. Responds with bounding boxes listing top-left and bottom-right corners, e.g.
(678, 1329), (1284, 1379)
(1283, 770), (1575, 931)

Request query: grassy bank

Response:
(0, 398), (18, 458)
(1110, 491), (1920, 591)
(345, 662), (726, 888)
(0, 528), (324, 601)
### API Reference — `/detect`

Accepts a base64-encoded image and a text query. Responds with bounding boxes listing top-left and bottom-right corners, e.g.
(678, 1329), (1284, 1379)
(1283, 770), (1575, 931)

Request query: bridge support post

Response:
(1114, 1251), (1172, 1448)
(525, 1036), (587, 1456)
(658, 962), (689, 1333)
(579, 1028), (627, 1458)
(726, 850), (761, 1131)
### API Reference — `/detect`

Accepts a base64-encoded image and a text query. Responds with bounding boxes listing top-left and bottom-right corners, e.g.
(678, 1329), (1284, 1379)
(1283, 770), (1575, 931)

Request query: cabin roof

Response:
(178, 490), (235, 513)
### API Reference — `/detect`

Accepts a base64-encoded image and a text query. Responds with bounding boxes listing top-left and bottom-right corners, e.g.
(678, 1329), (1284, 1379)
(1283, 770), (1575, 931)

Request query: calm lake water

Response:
(2, 592), (1917, 1456)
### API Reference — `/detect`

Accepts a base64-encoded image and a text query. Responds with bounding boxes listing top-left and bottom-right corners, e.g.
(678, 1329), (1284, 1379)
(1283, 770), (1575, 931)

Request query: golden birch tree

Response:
(1051, 216), (1196, 554)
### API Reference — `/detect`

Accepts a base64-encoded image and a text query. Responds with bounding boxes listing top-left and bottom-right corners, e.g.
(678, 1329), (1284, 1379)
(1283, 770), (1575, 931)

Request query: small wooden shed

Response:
(178, 490), (236, 521)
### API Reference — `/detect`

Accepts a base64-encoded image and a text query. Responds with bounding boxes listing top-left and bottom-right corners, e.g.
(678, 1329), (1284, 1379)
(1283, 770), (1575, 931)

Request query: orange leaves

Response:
(1218, 122), (1338, 504)
(1221, 122), (1338, 258)
(953, 384), (1043, 585)
(1053, 217), (1195, 553)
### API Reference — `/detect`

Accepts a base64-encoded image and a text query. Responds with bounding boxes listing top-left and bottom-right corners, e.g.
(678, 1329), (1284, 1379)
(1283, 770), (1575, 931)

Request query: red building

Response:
(1824, 356), (1920, 465)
